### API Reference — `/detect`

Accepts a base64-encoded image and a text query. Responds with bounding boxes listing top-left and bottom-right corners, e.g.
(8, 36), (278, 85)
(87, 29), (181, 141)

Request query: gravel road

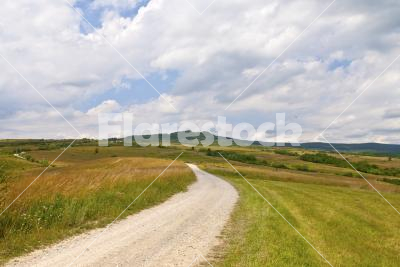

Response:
(7, 164), (238, 267)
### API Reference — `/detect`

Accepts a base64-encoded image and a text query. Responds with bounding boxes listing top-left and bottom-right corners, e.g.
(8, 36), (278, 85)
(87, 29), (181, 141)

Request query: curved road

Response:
(8, 164), (238, 267)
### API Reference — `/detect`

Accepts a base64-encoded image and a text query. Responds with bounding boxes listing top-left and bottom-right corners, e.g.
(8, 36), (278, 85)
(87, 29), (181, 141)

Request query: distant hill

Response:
(2, 133), (399, 155)
(127, 132), (400, 155)
(129, 131), (219, 146)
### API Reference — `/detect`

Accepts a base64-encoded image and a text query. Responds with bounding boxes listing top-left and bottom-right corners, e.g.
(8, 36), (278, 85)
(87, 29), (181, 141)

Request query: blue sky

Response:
(328, 59), (352, 71)
(75, 0), (150, 32)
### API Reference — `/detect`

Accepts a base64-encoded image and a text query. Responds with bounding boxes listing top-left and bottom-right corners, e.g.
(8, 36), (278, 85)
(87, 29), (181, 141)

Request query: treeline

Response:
(206, 150), (313, 172)
(379, 177), (400, 186)
(207, 150), (258, 164)
(300, 153), (400, 177)
(23, 154), (50, 167)
(274, 149), (299, 156)
(205, 149), (400, 177)
(3, 139), (98, 153)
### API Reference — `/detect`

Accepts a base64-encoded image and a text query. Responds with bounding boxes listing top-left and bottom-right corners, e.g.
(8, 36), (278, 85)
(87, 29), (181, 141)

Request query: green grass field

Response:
(0, 140), (399, 266)
(201, 163), (400, 266)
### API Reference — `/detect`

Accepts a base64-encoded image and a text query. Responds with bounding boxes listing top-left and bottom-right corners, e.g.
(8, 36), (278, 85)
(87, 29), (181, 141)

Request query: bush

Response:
(206, 150), (294, 171)
(343, 172), (355, 177)
(25, 154), (35, 162)
(300, 153), (347, 167)
(379, 178), (400, 186)
(207, 150), (257, 164)
(294, 164), (311, 172)
(274, 149), (298, 156)
(300, 153), (400, 177)
(271, 162), (289, 169)
(38, 144), (49, 150)
(38, 159), (49, 167)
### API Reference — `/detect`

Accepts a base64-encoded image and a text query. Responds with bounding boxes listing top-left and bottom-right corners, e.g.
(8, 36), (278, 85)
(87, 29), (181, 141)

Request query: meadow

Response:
(0, 139), (399, 266)
(195, 148), (400, 266)
(0, 143), (195, 263)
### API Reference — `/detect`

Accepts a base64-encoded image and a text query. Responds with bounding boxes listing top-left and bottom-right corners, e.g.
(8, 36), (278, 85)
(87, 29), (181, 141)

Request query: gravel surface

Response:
(7, 164), (238, 267)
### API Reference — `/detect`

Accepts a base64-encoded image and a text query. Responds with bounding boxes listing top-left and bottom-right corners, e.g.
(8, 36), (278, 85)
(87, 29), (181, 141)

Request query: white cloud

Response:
(1, 0), (400, 143)
(87, 99), (121, 115)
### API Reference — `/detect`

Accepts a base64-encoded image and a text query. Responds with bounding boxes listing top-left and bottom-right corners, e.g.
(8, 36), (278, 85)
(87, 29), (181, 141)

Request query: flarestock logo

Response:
(184, 0), (217, 15)
(98, 113), (302, 147)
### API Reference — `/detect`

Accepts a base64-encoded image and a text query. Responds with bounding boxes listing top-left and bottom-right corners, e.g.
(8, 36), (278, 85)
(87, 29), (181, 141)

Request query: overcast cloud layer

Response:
(0, 0), (399, 143)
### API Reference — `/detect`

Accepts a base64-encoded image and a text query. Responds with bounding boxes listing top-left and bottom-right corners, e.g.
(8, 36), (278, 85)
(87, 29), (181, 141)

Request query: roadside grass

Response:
(202, 163), (400, 266)
(0, 156), (195, 264)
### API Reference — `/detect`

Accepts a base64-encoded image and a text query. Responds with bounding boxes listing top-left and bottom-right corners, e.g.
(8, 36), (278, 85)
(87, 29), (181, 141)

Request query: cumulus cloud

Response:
(0, 0), (400, 143)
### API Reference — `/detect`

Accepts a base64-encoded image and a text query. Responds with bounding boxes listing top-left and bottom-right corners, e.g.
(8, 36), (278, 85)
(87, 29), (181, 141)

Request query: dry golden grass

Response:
(6, 157), (189, 203)
(0, 155), (195, 263)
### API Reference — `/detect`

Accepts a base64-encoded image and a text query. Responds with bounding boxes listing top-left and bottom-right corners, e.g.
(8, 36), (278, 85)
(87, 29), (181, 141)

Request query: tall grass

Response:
(0, 157), (194, 263)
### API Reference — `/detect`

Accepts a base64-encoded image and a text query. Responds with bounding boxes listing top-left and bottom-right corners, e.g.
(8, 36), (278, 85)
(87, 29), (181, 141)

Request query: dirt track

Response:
(7, 164), (238, 267)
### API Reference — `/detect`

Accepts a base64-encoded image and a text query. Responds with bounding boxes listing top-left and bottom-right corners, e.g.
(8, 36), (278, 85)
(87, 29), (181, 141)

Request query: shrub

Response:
(25, 154), (35, 162)
(294, 164), (311, 172)
(207, 150), (257, 164)
(379, 178), (400, 186)
(271, 162), (289, 169)
(300, 153), (400, 177)
(274, 149), (298, 156)
(38, 159), (49, 167)
(343, 172), (355, 177)
(38, 144), (49, 150)
(300, 153), (348, 167)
